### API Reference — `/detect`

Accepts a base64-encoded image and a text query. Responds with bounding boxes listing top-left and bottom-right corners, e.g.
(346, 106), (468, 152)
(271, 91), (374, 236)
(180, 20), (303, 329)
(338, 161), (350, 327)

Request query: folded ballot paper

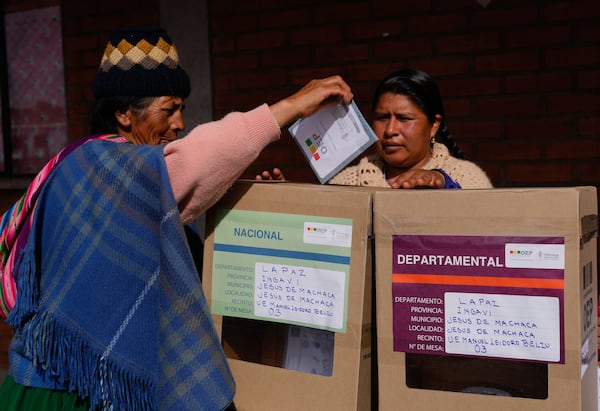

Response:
(288, 100), (377, 184)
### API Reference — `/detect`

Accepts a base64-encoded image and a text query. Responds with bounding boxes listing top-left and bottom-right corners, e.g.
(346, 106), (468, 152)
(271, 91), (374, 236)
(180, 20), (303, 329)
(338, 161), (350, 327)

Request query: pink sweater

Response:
(164, 104), (280, 223)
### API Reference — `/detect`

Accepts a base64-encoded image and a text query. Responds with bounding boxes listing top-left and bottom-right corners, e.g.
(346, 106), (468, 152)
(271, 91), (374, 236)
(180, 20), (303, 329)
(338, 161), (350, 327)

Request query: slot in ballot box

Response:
(202, 181), (375, 411)
(373, 187), (598, 411)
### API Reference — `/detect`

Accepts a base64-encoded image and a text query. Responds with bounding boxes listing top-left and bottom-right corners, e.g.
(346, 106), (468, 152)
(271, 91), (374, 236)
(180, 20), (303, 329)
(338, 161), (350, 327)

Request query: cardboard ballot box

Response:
(373, 187), (598, 411)
(202, 181), (375, 411)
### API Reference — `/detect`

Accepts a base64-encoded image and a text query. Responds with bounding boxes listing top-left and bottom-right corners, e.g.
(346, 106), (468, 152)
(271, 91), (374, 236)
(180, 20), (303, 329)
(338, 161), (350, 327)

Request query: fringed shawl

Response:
(0, 134), (127, 317)
(6, 140), (235, 410)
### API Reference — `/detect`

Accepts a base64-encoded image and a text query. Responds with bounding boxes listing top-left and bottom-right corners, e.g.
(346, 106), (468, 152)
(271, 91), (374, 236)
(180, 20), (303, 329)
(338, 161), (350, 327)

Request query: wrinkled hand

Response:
(388, 169), (445, 189)
(269, 76), (353, 127)
(256, 168), (285, 181)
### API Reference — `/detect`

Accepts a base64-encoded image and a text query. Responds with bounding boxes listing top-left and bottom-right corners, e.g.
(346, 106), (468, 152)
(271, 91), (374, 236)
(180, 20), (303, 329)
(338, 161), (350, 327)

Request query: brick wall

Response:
(210, 0), (600, 188)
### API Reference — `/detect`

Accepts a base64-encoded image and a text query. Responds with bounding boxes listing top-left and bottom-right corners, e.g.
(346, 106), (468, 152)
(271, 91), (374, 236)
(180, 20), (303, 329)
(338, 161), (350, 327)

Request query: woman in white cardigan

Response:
(328, 69), (493, 189)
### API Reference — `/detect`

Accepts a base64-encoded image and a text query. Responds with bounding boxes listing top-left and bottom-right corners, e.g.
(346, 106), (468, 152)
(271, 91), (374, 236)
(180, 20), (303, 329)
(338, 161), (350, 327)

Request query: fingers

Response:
(318, 75), (353, 105)
(269, 75), (353, 127)
(271, 168), (285, 180)
(255, 168), (286, 181)
(388, 170), (445, 189)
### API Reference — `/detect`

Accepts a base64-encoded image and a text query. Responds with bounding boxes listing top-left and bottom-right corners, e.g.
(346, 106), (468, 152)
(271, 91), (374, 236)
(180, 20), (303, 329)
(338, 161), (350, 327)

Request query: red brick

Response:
(475, 95), (542, 117)
(372, 1), (432, 16)
(505, 117), (573, 139)
(77, 15), (122, 34)
(504, 25), (570, 49)
(64, 33), (102, 52)
(579, 70), (600, 89)
(450, 120), (503, 139)
(252, 145), (293, 168)
(210, 0), (235, 16)
(259, 9), (312, 29)
(290, 25), (343, 46)
(213, 54), (259, 73)
(505, 163), (573, 184)
(478, 143), (542, 161)
(60, 1), (94, 18)
(544, 0), (600, 22)
(546, 93), (600, 114)
(545, 46), (600, 68)
(483, 164), (503, 187)
(579, 116), (600, 136)
(345, 63), (399, 83)
(261, 48), (313, 69)
(546, 140), (600, 159)
(434, 0), (499, 12)
(211, 36), (236, 54)
(289, 67), (353, 87)
(373, 38), (433, 59)
(316, 44), (370, 65)
(315, 3), (370, 23)
(345, 19), (408, 41)
(472, 6), (538, 28)
(437, 32), (500, 54)
(211, 15), (258, 34)
(118, 12), (159, 28)
(408, 57), (470, 77)
(574, 22), (600, 43)
(238, 31), (286, 51)
(83, 50), (105, 68)
(505, 72), (572, 94)
(66, 68), (98, 87)
(443, 98), (472, 118)
(237, 0), (285, 13)
(578, 162), (600, 184)
(475, 51), (540, 72)
(407, 13), (467, 34)
(439, 76), (501, 97)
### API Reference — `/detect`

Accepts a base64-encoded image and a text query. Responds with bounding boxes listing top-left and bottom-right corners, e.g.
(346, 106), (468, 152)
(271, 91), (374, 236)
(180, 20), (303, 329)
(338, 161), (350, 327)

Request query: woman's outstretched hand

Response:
(269, 76), (353, 128)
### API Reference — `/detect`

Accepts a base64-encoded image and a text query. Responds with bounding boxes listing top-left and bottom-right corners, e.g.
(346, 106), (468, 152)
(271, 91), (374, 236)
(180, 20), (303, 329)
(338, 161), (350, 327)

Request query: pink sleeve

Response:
(164, 103), (280, 223)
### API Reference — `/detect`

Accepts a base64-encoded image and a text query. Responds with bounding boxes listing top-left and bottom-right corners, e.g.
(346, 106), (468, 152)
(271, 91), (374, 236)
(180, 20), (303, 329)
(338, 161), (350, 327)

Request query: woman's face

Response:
(372, 92), (440, 173)
(123, 96), (186, 145)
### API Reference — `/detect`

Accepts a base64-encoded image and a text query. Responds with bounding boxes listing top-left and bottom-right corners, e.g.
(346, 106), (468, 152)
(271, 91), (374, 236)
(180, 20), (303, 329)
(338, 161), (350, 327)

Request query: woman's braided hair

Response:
(371, 68), (465, 159)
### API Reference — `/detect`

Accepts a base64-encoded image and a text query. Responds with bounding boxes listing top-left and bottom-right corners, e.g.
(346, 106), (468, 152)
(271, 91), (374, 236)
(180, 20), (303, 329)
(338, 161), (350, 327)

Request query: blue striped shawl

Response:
(7, 140), (235, 410)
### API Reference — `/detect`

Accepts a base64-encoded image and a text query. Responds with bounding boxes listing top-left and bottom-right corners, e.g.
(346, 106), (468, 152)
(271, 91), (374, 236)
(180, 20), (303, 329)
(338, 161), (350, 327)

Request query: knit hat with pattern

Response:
(92, 26), (191, 98)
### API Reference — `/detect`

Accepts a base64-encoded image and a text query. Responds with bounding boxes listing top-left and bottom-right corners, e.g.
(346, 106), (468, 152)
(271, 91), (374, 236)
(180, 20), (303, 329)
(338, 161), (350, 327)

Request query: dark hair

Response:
(372, 68), (465, 159)
(89, 96), (156, 134)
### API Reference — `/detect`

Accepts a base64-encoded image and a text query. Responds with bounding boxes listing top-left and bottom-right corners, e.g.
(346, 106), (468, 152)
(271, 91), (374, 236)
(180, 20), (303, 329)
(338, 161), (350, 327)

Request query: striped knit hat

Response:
(92, 27), (191, 98)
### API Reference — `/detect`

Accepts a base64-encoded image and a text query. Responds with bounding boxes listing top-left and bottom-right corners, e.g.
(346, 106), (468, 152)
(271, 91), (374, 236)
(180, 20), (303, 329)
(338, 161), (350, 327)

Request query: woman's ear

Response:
(430, 114), (442, 138)
(115, 109), (132, 129)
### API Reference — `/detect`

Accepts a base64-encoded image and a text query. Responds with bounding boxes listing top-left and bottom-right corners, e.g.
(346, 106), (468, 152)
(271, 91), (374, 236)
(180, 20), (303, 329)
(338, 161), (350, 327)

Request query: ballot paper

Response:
(288, 100), (377, 184)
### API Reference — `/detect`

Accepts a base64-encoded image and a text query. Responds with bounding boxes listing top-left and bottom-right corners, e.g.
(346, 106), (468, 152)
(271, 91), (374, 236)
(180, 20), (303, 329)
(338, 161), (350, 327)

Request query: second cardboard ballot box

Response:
(374, 187), (598, 411)
(202, 182), (375, 411)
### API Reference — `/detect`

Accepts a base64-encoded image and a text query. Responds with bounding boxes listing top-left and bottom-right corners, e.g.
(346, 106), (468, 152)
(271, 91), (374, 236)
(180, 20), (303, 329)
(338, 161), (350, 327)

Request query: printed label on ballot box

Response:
(391, 234), (565, 363)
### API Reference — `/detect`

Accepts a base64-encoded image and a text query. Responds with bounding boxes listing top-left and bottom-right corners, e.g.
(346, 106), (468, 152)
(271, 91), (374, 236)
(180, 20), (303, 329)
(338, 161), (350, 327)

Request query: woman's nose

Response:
(385, 118), (398, 136)
(172, 112), (185, 132)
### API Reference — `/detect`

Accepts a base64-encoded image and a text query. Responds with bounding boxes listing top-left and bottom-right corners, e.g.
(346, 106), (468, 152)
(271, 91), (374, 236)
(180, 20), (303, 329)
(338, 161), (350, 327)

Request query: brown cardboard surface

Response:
(202, 181), (375, 411)
(374, 187), (598, 411)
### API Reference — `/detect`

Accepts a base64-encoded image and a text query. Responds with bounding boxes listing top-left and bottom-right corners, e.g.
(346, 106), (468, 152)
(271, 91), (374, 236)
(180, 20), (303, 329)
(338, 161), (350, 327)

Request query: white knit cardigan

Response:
(327, 143), (493, 189)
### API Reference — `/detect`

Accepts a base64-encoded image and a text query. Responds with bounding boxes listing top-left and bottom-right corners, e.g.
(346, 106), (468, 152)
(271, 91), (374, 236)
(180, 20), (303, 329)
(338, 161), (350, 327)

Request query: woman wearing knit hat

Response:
(0, 27), (353, 411)
(258, 69), (492, 189)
